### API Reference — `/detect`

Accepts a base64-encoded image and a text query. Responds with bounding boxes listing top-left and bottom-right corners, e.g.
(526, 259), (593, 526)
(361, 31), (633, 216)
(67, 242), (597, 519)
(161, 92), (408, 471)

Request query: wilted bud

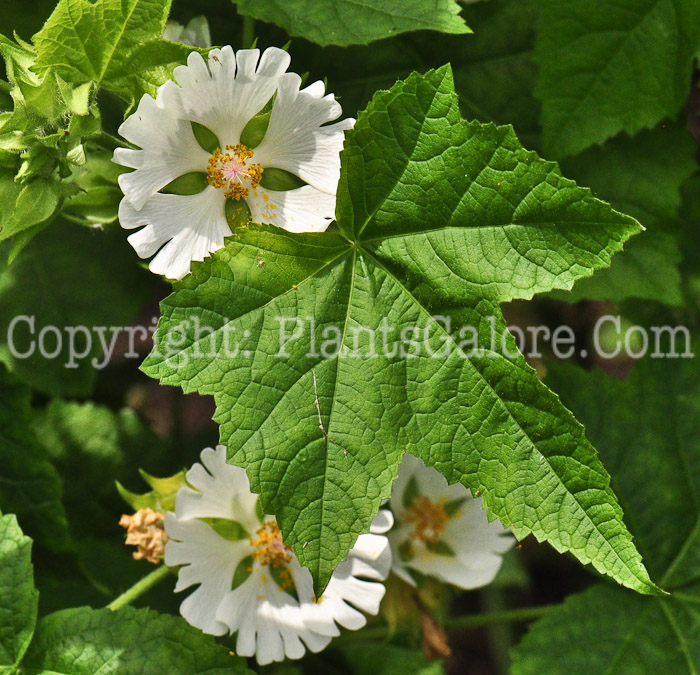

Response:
(119, 508), (166, 564)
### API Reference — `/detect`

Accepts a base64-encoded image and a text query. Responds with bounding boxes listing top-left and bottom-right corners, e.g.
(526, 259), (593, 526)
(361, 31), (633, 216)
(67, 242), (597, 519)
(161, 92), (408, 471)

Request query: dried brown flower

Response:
(119, 508), (167, 564)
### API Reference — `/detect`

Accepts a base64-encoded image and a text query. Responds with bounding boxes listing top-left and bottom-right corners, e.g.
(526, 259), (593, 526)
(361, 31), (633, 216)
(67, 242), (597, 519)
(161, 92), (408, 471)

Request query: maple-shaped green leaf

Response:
(552, 123), (696, 305)
(143, 66), (652, 594)
(232, 0), (470, 47)
(0, 364), (70, 552)
(33, 0), (193, 106)
(534, 0), (700, 158)
(0, 513), (38, 669)
(512, 356), (700, 674)
(22, 606), (251, 674)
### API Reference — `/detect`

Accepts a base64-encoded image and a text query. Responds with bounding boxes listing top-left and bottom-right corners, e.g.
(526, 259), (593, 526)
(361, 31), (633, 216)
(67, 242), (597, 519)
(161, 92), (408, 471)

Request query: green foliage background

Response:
(1, 0), (699, 672)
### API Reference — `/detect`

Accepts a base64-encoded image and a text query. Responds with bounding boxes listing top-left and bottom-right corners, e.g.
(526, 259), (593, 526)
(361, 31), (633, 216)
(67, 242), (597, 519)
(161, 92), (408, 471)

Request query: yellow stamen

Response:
(402, 496), (453, 545)
(207, 143), (263, 200)
(250, 521), (293, 567)
(250, 522), (295, 591)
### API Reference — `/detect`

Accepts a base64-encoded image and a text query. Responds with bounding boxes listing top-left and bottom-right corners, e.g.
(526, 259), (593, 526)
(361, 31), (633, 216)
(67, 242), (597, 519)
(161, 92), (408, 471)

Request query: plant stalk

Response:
(242, 15), (255, 49)
(107, 564), (172, 612)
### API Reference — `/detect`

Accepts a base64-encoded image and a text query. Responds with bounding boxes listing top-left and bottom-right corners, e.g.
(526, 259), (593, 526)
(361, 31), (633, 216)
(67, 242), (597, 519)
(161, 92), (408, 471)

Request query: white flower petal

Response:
(254, 74), (354, 194)
(298, 529), (389, 636)
(302, 563), (384, 635)
(408, 549), (503, 590)
(171, 47), (291, 148)
(333, 575), (386, 620)
(307, 597), (365, 635)
(164, 515), (248, 636)
(395, 452), (465, 505)
(173, 446), (261, 532)
(289, 559), (316, 605)
(449, 499), (514, 556)
(114, 82), (211, 210)
(247, 184), (336, 233)
(347, 533), (393, 580)
(255, 602), (286, 666)
(370, 509), (394, 535)
(178, 587), (228, 636)
(218, 565), (330, 665)
(118, 187), (229, 280)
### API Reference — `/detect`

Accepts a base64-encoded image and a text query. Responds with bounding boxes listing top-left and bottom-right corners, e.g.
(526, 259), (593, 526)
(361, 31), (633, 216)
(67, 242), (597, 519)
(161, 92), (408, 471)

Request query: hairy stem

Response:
(93, 130), (133, 151)
(107, 564), (172, 612)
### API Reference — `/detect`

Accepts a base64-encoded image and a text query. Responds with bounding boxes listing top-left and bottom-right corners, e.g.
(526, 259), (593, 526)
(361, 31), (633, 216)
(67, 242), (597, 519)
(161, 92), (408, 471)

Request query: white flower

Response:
(388, 453), (513, 589)
(114, 46), (354, 280)
(164, 446), (392, 665)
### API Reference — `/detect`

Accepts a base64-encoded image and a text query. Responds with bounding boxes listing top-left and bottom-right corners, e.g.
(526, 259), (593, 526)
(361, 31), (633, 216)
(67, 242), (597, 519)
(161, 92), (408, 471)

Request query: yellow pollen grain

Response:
(277, 568), (293, 592)
(402, 496), (452, 544)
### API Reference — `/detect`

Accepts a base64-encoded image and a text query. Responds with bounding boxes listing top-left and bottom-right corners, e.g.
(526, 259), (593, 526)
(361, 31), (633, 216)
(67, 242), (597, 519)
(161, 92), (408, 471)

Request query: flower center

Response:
(403, 496), (452, 544)
(250, 521), (293, 568)
(207, 144), (263, 200)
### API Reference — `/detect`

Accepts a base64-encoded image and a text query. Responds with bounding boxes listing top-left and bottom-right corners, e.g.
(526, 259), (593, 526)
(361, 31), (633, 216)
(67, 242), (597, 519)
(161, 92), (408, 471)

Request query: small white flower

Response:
(114, 46), (354, 280)
(388, 453), (513, 589)
(165, 446), (391, 665)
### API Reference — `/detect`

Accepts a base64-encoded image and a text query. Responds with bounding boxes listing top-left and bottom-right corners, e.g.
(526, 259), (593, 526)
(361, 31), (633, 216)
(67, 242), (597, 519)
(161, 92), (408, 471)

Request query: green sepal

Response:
(116, 469), (188, 513)
(231, 555), (254, 590)
(425, 540), (456, 557)
(402, 475), (420, 509)
(443, 497), (467, 518)
(198, 518), (250, 542)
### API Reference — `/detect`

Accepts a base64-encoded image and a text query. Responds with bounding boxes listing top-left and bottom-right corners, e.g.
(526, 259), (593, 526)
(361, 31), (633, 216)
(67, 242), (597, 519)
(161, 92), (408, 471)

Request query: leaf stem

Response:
(0, 79), (11, 94)
(106, 564), (172, 612)
(242, 15), (255, 49)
